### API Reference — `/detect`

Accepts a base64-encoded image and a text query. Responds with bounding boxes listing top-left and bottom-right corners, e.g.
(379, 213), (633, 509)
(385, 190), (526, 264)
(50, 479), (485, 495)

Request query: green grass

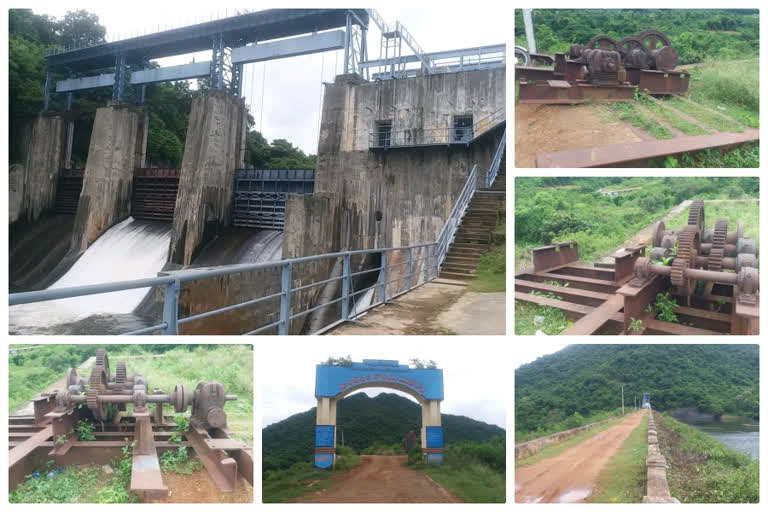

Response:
(468, 204), (505, 292)
(599, 102), (674, 139)
(516, 416), (626, 467)
(416, 438), (505, 503)
(663, 97), (745, 132)
(685, 60), (759, 128)
(658, 413), (758, 503)
(589, 413), (648, 503)
(262, 449), (362, 503)
(665, 200), (759, 242)
(514, 299), (571, 335)
(637, 96), (709, 136)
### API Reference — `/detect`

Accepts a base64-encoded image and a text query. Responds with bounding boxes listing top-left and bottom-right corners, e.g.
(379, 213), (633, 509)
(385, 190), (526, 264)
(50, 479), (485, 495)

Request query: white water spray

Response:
(9, 217), (171, 333)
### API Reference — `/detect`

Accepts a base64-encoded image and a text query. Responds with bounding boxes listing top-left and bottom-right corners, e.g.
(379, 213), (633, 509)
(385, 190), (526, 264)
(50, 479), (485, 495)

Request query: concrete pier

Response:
(18, 113), (70, 223)
(169, 92), (247, 265)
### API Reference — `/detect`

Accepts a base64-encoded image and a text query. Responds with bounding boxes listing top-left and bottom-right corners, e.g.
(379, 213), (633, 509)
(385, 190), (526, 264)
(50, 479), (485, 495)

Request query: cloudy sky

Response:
(514, 342), (570, 369)
(260, 338), (506, 429)
(31, 2), (508, 154)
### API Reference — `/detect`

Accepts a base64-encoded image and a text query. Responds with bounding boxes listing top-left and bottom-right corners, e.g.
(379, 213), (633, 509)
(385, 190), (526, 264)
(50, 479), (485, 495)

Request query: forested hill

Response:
(514, 9), (759, 64)
(516, 345), (759, 433)
(263, 392), (505, 471)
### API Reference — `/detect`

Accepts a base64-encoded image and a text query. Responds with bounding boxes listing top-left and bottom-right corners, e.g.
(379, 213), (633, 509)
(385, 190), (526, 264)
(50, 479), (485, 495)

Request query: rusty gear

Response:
(687, 200), (705, 232)
(584, 35), (621, 52)
(115, 361), (127, 386)
(95, 348), (110, 381)
(635, 29), (672, 50)
(671, 226), (700, 295)
(651, 221), (666, 247)
(87, 365), (108, 421)
(708, 219), (728, 272)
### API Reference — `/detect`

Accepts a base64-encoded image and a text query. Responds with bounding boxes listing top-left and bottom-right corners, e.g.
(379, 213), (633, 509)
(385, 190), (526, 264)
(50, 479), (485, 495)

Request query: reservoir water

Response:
(680, 418), (759, 460)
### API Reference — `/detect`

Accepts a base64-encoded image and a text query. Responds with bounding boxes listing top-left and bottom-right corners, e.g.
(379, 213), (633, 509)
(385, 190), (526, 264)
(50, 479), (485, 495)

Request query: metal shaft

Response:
(648, 264), (739, 284)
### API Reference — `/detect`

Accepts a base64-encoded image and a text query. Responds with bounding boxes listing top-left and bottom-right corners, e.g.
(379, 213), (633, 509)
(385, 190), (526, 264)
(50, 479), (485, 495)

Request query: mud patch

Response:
(557, 488), (592, 502)
(147, 469), (253, 503)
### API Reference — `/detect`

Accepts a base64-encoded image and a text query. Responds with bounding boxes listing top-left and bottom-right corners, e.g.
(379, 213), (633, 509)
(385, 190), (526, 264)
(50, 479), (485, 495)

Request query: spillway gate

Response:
(232, 168), (315, 230)
(131, 168), (180, 222)
(55, 168), (84, 214)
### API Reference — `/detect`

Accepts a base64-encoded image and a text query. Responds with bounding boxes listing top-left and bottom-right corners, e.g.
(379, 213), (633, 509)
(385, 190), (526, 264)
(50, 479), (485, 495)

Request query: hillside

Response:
(516, 345), (759, 435)
(263, 392), (505, 471)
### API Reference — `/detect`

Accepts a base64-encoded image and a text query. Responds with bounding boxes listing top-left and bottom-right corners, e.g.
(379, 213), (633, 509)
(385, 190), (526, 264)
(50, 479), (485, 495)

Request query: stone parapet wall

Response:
(514, 415), (621, 459)
(643, 409), (680, 504)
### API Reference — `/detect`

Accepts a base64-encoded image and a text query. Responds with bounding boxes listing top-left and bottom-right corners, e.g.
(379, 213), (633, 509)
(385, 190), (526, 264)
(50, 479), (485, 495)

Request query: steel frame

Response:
(8, 408), (253, 499)
(515, 241), (755, 335)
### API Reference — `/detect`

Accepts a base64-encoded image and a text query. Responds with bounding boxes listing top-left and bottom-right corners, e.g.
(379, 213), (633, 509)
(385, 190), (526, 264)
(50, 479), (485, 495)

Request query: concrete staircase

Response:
(439, 151), (506, 281)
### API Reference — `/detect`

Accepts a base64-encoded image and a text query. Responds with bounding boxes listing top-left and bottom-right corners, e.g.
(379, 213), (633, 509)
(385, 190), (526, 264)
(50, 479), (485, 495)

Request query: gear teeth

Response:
(687, 200), (705, 232)
(115, 361), (127, 386)
(88, 364), (107, 421)
(671, 225), (699, 295)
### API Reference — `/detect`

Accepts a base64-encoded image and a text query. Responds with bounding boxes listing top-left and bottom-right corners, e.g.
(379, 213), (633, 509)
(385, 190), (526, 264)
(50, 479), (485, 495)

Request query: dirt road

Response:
(292, 455), (461, 503)
(13, 356), (95, 416)
(515, 410), (646, 503)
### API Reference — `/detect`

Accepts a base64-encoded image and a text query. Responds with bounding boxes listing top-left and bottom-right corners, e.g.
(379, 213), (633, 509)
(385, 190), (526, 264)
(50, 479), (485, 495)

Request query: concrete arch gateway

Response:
(314, 360), (444, 468)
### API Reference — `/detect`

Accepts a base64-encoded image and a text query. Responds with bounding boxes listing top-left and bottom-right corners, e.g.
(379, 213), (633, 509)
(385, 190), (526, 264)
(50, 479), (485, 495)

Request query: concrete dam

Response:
(8, 9), (506, 335)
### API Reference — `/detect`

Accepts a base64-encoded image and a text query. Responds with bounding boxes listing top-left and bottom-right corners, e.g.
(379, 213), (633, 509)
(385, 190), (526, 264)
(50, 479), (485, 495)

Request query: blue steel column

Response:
(343, 12), (351, 74)
(162, 279), (180, 335)
(231, 62), (242, 96)
(138, 84), (146, 104)
(379, 251), (388, 303)
(64, 92), (73, 111)
(43, 68), (51, 110)
(341, 254), (351, 320)
(113, 55), (126, 101)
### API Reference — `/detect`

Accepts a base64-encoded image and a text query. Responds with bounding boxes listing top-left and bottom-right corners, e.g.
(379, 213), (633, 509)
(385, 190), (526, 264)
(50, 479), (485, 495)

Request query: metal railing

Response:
(435, 164), (479, 267)
(10, 166), (484, 336)
(486, 127), (506, 188)
(369, 107), (505, 149)
(369, 126), (474, 148)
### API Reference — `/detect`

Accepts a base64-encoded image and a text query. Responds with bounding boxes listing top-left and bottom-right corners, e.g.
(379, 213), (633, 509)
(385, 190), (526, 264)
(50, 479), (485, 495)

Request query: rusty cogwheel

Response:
(708, 219), (728, 272)
(87, 364), (108, 421)
(585, 35), (620, 51)
(635, 29), (672, 50)
(115, 361), (127, 386)
(95, 348), (110, 382)
(687, 200), (705, 233)
(671, 226), (700, 295)
(651, 221), (666, 247)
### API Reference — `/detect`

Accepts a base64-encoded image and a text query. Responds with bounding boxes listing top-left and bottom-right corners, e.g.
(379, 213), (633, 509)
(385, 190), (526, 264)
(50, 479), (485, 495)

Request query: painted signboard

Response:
(315, 425), (335, 447)
(426, 426), (444, 448)
(315, 360), (444, 400)
(314, 453), (333, 469)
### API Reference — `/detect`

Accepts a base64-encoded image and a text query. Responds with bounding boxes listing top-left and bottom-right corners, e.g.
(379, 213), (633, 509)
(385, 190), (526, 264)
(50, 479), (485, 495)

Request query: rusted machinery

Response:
(515, 201), (759, 335)
(516, 29), (690, 104)
(9, 348), (253, 500)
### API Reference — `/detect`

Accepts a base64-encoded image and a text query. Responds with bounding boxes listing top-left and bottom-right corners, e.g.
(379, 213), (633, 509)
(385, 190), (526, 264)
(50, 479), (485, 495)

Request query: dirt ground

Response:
(330, 282), (505, 335)
(291, 455), (461, 503)
(515, 410), (646, 503)
(515, 103), (646, 167)
(149, 471), (253, 503)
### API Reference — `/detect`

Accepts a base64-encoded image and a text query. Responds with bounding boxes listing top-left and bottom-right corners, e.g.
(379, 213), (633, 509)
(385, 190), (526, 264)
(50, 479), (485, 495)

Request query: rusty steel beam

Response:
(515, 291), (596, 316)
(47, 409), (79, 456)
(674, 306), (731, 333)
(210, 427), (253, 486)
(514, 66), (556, 82)
(516, 272), (620, 294)
(532, 241), (580, 273)
(516, 279), (610, 307)
(9, 425), (52, 468)
(536, 129), (760, 167)
(642, 318), (720, 335)
(547, 264), (616, 281)
(637, 70), (690, 94)
(618, 275), (666, 334)
(130, 414), (169, 499)
(32, 396), (56, 425)
(518, 80), (635, 104)
(560, 294), (624, 335)
(185, 426), (239, 493)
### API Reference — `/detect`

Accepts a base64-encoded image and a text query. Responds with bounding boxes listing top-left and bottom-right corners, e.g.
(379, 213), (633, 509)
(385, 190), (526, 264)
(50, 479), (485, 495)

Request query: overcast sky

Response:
(261, 338), (506, 429)
(30, 2), (508, 154)
(514, 342), (570, 369)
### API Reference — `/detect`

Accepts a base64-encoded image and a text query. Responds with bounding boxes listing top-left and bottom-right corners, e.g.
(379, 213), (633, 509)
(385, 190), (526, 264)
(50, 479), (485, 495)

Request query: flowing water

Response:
(680, 418), (759, 460)
(9, 217), (171, 335)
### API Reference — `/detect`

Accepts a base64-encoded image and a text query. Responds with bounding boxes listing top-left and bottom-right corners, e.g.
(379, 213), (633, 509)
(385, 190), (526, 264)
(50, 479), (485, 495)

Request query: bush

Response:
(407, 445), (423, 466)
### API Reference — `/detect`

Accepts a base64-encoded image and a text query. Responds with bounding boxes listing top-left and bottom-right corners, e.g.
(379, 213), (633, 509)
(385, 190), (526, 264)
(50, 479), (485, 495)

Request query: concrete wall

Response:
(644, 410), (680, 503)
(514, 415), (621, 459)
(19, 113), (69, 223)
(169, 92), (246, 266)
(9, 164), (25, 224)
(283, 68), (505, 293)
(70, 103), (148, 252)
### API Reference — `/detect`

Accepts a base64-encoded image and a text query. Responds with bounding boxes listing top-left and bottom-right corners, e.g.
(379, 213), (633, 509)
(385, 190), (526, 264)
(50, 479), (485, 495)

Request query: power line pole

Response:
(621, 384), (625, 415)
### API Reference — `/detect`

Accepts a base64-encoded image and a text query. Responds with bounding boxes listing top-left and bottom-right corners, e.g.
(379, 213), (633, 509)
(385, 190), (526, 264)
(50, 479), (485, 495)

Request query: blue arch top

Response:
(315, 360), (444, 400)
